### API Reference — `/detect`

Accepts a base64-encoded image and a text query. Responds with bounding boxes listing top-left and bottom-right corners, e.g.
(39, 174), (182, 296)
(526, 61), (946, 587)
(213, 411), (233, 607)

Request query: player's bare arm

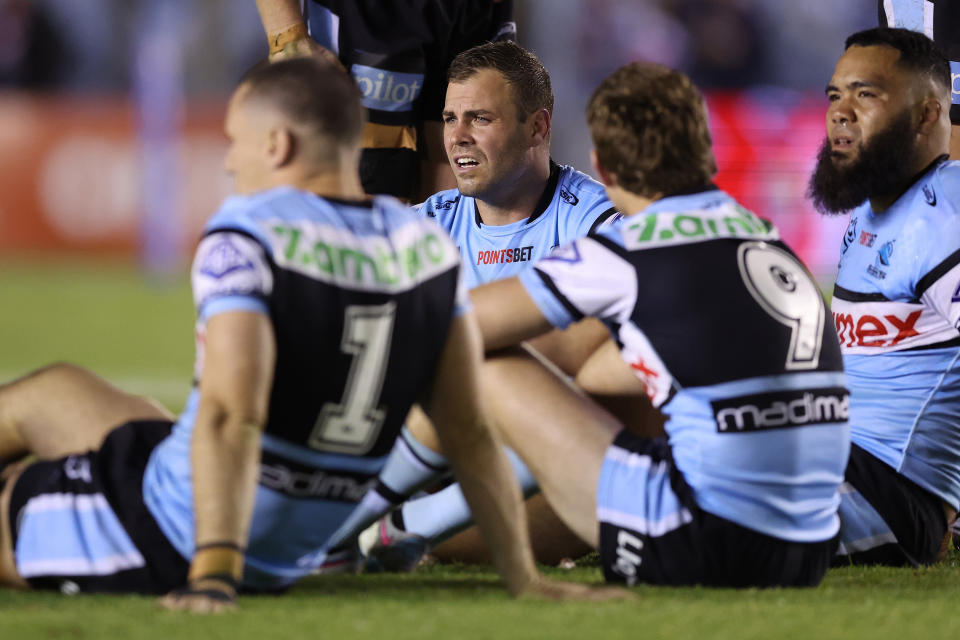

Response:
(471, 277), (552, 353)
(160, 311), (275, 614)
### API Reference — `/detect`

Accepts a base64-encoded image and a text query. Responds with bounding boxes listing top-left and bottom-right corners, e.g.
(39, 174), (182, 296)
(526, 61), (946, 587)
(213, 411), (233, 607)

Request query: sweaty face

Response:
(443, 69), (533, 200)
(223, 87), (274, 195)
(807, 45), (925, 214)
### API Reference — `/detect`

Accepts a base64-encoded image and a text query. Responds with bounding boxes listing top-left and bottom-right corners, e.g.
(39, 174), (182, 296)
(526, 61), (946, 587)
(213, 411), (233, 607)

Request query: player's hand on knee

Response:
(520, 576), (637, 602)
(158, 574), (238, 614)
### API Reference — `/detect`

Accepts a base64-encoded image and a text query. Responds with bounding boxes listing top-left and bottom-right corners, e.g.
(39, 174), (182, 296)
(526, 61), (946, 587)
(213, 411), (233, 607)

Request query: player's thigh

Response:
(575, 339), (666, 438)
(433, 493), (591, 565)
(0, 463), (29, 588)
(0, 363), (173, 459)
(481, 346), (620, 548)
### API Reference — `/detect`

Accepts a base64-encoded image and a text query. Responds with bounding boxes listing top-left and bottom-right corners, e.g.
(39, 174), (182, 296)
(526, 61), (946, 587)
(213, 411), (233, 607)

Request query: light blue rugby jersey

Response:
(419, 162), (619, 288)
(518, 189), (850, 542)
(142, 186), (467, 588)
(832, 158), (960, 511)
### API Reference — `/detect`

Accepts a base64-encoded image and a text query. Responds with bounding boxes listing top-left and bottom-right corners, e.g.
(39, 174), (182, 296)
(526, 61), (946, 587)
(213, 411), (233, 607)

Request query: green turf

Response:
(0, 257), (195, 411)
(1, 259), (952, 638)
(1, 560), (960, 640)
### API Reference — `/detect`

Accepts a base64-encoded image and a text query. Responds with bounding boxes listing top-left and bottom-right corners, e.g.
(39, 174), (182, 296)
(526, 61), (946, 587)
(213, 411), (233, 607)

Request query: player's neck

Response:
(869, 148), (948, 213)
(281, 165), (367, 201)
(605, 185), (655, 218)
(475, 159), (551, 226)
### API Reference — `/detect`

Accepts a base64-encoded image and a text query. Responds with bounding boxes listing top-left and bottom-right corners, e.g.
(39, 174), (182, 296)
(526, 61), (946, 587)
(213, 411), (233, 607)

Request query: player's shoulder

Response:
(928, 160), (960, 212)
(554, 164), (611, 209)
(417, 188), (465, 219)
(204, 186), (308, 234)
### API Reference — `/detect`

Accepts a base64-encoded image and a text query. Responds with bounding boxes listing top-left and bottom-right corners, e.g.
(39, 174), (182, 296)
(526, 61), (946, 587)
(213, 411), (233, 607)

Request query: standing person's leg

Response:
(0, 363), (172, 461)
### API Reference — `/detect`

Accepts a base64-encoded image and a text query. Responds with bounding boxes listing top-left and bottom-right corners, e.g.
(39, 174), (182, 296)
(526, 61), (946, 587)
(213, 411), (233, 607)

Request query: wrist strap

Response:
(195, 541), (245, 553)
(269, 23), (309, 55)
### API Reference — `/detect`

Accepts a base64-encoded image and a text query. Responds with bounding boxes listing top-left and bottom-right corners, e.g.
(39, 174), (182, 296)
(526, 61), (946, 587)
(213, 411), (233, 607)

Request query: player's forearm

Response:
(189, 405), (263, 581)
(442, 426), (539, 595)
(256, 0), (305, 38)
(472, 278), (553, 352)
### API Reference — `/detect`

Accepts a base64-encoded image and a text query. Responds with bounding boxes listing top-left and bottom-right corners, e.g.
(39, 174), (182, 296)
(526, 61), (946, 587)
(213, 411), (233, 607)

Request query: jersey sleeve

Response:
(191, 231), (274, 320)
(517, 234), (637, 330)
(566, 197), (620, 241)
(919, 251), (960, 329)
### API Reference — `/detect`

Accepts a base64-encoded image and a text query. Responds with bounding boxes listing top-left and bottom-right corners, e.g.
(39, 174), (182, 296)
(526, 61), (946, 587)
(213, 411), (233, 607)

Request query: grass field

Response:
(1, 258), (958, 639)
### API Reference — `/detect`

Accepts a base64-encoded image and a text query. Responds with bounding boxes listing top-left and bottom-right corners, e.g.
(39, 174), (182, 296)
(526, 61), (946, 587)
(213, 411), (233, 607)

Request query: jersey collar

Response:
(473, 160), (561, 227)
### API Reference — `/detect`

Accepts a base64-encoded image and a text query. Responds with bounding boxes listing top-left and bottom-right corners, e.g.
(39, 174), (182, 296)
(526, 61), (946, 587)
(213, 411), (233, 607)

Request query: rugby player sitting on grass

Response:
(0, 57), (624, 611)
(444, 61), (850, 587)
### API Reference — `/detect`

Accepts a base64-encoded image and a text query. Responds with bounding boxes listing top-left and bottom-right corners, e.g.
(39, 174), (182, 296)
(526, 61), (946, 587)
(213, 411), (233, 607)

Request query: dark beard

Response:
(807, 111), (919, 215)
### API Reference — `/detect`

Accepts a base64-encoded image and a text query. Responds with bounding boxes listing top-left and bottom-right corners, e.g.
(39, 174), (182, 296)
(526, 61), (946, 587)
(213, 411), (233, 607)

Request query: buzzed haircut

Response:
(845, 27), (950, 92)
(239, 58), (365, 150)
(587, 62), (716, 199)
(447, 41), (554, 121)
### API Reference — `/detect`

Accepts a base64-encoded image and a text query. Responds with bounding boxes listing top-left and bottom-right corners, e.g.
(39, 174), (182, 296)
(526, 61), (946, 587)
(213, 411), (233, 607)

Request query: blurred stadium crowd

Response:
(0, 0), (878, 277)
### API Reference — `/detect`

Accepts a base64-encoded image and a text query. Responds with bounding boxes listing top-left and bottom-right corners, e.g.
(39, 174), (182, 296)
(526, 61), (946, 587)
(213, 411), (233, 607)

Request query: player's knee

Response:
(0, 463), (29, 589)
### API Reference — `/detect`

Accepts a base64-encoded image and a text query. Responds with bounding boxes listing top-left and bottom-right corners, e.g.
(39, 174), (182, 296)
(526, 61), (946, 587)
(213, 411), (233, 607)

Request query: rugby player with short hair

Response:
(345, 40), (629, 569)
(809, 27), (960, 565)
(465, 61), (850, 587)
(0, 58), (612, 611)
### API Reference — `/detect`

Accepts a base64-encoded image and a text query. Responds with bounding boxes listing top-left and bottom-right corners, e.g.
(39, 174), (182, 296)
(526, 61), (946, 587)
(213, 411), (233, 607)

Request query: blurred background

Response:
(0, 0), (878, 408)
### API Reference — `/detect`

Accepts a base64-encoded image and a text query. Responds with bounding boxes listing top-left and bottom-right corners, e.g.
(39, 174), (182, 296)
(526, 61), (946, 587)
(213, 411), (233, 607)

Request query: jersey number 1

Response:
(737, 242), (825, 370)
(308, 302), (396, 454)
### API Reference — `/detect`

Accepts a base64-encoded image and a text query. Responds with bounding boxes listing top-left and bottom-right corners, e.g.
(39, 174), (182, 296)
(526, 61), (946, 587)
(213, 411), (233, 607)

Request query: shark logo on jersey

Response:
(559, 188), (579, 206)
(842, 217), (857, 254)
(866, 239), (894, 279)
(200, 238), (255, 279)
(877, 240), (895, 267)
(923, 184), (937, 206)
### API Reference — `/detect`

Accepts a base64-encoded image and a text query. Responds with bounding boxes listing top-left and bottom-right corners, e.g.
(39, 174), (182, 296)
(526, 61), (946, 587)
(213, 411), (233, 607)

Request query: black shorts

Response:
(307, 0), (515, 198)
(7, 420), (188, 594)
(598, 431), (837, 588)
(834, 443), (947, 567)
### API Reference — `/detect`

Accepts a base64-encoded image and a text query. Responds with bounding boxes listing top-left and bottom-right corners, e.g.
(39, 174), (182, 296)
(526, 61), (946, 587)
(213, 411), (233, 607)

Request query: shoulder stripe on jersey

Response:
(588, 206), (619, 234)
(588, 230), (628, 258)
(916, 246), (960, 298)
(901, 335), (960, 352)
(534, 268), (585, 322)
(832, 284), (891, 302)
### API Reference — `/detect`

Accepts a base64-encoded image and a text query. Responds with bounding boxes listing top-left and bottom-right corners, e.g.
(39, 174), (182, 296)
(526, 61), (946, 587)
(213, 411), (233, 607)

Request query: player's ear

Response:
(590, 148), (618, 188)
(917, 96), (943, 132)
(529, 108), (551, 145)
(267, 126), (296, 168)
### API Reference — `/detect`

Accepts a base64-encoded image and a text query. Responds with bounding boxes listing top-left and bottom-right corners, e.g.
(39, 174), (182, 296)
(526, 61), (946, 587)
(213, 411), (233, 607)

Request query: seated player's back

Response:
(526, 188), (850, 541)
(142, 186), (465, 589)
(832, 159), (960, 510)
(421, 162), (618, 288)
